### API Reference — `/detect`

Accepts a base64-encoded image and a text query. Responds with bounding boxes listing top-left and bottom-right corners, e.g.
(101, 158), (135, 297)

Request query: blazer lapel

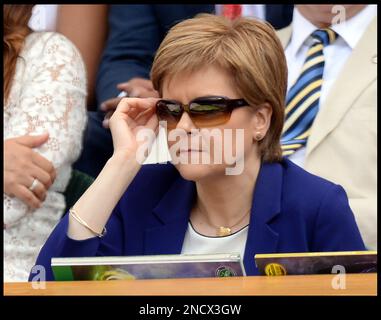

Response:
(243, 162), (282, 275)
(306, 16), (377, 155)
(144, 177), (196, 255)
(144, 161), (283, 275)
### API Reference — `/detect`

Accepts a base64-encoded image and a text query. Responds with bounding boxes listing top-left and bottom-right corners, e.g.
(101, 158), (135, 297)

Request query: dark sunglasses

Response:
(156, 96), (249, 129)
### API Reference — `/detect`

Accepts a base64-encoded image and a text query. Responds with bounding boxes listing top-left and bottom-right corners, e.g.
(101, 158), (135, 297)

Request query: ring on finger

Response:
(29, 178), (39, 192)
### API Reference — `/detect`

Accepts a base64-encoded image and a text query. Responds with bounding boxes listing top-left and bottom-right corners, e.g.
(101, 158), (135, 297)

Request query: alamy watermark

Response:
(331, 5), (347, 26)
(331, 265), (346, 290)
(30, 265), (46, 289)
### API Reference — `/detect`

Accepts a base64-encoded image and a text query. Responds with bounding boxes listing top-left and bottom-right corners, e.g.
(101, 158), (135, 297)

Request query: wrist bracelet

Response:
(69, 208), (107, 238)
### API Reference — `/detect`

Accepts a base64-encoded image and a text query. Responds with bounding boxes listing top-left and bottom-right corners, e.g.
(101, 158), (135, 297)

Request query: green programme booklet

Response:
(52, 253), (246, 281)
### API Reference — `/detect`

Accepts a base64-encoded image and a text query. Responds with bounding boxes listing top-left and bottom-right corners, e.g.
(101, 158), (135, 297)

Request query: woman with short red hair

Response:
(32, 14), (365, 281)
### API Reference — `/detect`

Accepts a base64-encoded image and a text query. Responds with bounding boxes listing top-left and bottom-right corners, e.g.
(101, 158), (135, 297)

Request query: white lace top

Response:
(4, 32), (87, 282)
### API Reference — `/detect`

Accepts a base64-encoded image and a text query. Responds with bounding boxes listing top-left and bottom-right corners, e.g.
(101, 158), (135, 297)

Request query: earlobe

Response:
(252, 103), (272, 142)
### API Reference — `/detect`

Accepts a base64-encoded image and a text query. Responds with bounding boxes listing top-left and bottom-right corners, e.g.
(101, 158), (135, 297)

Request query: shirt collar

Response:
(289, 5), (377, 57)
(288, 7), (318, 58)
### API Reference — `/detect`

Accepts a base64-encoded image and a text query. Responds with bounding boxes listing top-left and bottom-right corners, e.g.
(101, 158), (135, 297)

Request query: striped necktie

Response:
(281, 28), (337, 157)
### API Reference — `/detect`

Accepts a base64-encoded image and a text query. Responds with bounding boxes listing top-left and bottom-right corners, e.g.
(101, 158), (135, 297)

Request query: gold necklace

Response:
(196, 205), (251, 237)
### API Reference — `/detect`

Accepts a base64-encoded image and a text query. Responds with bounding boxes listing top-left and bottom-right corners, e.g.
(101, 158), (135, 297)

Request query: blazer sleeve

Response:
(95, 5), (162, 106)
(29, 202), (125, 281)
(311, 184), (366, 252)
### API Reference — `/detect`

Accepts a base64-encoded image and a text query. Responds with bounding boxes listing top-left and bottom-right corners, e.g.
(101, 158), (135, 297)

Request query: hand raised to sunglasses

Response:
(108, 97), (160, 161)
(67, 97), (160, 241)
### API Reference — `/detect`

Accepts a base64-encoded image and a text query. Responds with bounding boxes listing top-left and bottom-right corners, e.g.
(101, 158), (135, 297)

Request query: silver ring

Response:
(29, 178), (39, 191)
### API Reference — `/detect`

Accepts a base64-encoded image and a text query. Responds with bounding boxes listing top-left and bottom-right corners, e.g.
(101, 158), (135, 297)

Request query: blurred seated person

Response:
(74, 4), (294, 177)
(4, 4), (87, 281)
(277, 5), (377, 249)
(56, 5), (109, 108)
(32, 14), (364, 281)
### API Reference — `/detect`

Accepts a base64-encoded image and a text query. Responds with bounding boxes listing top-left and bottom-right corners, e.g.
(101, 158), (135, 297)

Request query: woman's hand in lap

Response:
(4, 133), (56, 208)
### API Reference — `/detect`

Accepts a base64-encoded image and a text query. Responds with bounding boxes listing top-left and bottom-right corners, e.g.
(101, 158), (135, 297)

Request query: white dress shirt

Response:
(285, 5), (377, 167)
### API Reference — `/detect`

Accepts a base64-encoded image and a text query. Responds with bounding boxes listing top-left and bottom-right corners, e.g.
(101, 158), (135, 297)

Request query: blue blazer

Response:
(95, 4), (293, 108)
(30, 159), (365, 281)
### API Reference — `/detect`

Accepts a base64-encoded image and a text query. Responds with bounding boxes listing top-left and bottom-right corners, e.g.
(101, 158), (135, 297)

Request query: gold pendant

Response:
(218, 226), (231, 237)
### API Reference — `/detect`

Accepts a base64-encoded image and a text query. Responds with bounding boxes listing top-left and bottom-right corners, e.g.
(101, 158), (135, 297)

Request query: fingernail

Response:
(102, 119), (109, 127)
(100, 103), (106, 111)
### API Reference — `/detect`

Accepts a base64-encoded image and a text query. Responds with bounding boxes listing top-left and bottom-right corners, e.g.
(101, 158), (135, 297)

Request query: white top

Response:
(181, 222), (249, 259)
(29, 5), (58, 32)
(4, 32), (87, 282)
(285, 5), (377, 167)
